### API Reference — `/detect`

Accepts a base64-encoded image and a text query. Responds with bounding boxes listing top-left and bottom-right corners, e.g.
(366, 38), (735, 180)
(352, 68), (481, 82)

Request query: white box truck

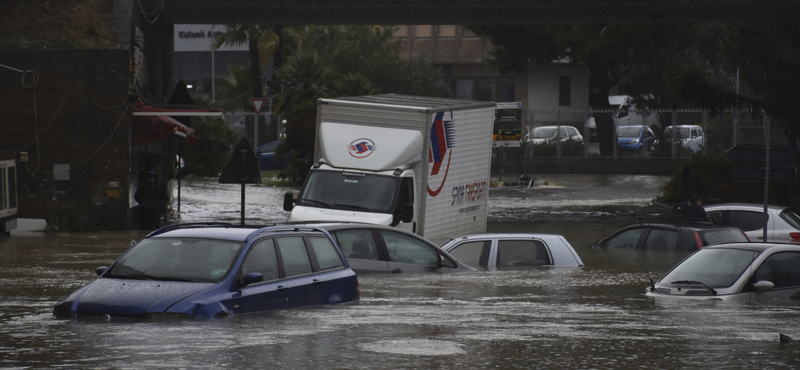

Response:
(283, 94), (495, 244)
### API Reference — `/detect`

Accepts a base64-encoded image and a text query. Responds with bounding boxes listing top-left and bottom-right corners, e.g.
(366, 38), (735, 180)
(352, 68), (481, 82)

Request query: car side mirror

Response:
(402, 203), (414, 223)
(437, 254), (448, 268)
(753, 280), (775, 292)
(96, 266), (108, 276)
(240, 272), (264, 288)
(283, 192), (295, 211)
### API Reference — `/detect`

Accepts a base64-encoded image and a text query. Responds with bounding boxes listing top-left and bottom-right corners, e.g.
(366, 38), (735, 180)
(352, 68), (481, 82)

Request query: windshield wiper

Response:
(334, 203), (369, 211)
(300, 199), (331, 208)
(108, 273), (156, 281)
(670, 280), (717, 295)
(150, 276), (203, 283)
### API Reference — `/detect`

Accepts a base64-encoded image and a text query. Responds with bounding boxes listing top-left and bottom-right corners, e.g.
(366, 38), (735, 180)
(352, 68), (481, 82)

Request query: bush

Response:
(180, 117), (241, 176)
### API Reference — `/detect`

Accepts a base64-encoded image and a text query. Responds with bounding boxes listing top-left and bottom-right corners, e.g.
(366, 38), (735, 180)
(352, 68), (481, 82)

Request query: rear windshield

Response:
(699, 229), (749, 246)
(780, 209), (800, 229)
(617, 127), (641, 138)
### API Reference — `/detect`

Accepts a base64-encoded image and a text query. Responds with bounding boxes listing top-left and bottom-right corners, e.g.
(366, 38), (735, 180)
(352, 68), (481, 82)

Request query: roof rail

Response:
(635, 216), (712, 225)
(146, 222), (234, 237)
(245, 224), (335, 242)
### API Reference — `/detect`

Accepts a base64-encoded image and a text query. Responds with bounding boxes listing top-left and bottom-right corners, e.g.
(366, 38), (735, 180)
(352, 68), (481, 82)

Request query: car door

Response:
(379, 230), (448, 273)
(224, 238), (287, 314)
(600, 226), (646, 249)
(748, 251), (800, 300)
(331, 228), (390, 272)
(273, 236), (319, 308)
(494, 239), (552, 267)
(304, 235), (351, 305)
(640, 228), (679, 251)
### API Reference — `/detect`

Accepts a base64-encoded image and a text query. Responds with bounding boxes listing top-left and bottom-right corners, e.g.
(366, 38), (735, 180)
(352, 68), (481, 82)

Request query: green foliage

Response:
(215, 64), (254, 112)
(49, 203), (92, 232)
(179, 117), (240, 176)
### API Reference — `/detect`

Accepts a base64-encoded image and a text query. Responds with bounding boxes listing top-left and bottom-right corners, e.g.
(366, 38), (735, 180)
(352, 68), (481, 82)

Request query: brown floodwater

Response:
(3, 222), (800, 369)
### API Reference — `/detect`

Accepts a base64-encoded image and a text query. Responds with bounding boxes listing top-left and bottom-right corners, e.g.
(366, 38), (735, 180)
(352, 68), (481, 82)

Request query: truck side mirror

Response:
(283, 192), (295, 211)
(402, 203), (414, 223)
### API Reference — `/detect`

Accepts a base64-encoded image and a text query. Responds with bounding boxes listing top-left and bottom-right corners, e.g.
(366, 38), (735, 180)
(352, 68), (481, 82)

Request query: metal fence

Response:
(497, 108), (783, 161)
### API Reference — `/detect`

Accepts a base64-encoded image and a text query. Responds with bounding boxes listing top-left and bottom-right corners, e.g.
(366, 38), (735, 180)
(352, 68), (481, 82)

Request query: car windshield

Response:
(699, 229), (750, 246)
(618, 127), (642, 138)
(780, 209), (800, 229)
(106, 238), (244, 282)
(257, 142), (279, 154)
(532, 127), (557, 139)
(664, 127), (690, 139)
(659, 248), (761, 288)
(297, 169), (400, 213)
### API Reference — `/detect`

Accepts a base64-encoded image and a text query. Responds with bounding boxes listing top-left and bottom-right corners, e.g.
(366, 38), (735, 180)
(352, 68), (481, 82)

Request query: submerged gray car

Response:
(310, 223), (473, 273)
(647, 243), (800, 301)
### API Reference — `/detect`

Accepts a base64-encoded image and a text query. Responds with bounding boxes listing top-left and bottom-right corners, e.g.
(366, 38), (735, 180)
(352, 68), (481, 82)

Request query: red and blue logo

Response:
(427, 111), (454, 197)
(348, 138), (376, 158)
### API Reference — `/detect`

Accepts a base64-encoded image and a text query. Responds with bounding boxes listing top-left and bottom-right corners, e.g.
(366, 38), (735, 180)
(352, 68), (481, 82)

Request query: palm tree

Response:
(212, 25), (280, 99)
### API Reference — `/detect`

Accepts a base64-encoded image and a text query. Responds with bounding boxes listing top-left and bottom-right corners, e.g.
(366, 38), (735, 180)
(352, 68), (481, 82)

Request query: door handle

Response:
(391, 268), (403, 274)
(277, 285), (288, 292)
(312, 279), (323, 286)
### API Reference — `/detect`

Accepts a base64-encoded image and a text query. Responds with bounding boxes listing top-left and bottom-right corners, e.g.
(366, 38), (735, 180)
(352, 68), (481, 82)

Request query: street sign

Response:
(728, 146), (796, 182)
(493, 102), (522, 147)
(251, 98), (267, 115)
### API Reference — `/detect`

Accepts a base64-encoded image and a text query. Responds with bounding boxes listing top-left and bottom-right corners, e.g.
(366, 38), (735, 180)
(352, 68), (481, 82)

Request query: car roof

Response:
(146, 223), (333, 242)
(703, 242), (800, 252)
(704, 203), (787, 212)
(665, 125), (701, 128)
(447, 233), (564, 240)
(534, 125), (578, 129)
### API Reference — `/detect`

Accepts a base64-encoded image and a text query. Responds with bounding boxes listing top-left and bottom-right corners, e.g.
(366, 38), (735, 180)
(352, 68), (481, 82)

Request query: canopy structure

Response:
(131, 103), (223, 146)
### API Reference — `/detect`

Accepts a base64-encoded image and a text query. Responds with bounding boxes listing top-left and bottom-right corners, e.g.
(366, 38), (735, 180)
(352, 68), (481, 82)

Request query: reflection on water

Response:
(3, 227), (800, 369)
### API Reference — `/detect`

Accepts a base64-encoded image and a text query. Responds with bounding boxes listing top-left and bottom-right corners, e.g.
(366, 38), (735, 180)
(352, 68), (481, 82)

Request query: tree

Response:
(212, 25), (280, 99)
(468, 23), (735, 156)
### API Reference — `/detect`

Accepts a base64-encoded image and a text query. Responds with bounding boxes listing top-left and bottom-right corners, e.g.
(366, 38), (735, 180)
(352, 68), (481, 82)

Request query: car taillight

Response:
(355, 278), (360, 297)
(790, 232), (800, 242)
(694, 232), (704, 249)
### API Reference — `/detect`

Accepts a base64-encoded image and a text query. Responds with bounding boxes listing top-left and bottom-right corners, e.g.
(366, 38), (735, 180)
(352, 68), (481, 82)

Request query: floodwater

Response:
(3, 175), (800, 369)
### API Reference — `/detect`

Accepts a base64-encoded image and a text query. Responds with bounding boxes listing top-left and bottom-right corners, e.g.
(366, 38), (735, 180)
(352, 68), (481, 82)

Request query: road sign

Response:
(251, 98), (267, 115)
(493, 102), (521, 147)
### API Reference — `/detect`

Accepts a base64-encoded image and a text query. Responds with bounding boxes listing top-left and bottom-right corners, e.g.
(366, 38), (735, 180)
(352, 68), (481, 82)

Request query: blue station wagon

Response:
(53, 223), (359, 320)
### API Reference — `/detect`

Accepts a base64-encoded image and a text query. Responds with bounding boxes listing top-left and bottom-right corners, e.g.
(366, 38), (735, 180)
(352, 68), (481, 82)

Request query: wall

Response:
(0, 50), (132, 229)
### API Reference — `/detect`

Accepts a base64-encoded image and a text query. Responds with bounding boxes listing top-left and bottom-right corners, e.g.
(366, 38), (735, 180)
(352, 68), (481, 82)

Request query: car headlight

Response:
(630, 139), (639, 144)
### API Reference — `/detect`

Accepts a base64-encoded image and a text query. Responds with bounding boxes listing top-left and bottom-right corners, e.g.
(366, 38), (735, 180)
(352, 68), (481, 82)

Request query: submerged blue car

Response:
(617, 125), (656, 153)
(53, 223), (359, 320)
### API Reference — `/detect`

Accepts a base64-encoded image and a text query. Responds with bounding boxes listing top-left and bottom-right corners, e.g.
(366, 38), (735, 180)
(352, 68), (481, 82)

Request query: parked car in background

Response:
(312, 223), (473, 273)
(53, 223), (359, 319)
(590, 222), (750, 251)
(522, 125), (583, 144)
(705, 203), (800, 243)
(440, 233), (584, 268)
(647, 243), (800, 301)
(255, 141), (289, 171)
(617, 125), (657, 153)
(662, 125), (704, 152)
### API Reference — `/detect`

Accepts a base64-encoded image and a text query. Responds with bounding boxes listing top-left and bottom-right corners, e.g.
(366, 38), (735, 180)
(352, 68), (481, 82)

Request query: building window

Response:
(438, 25), (456, 38)
(414, 25), (432, 38)
(454, 77), (515, 102)
(393, 25), (408, 38)
(559, 76), (571, 106)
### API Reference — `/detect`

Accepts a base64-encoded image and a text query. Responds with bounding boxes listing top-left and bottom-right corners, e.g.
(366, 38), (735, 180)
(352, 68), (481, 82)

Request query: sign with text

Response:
(493, 102), (521, 147)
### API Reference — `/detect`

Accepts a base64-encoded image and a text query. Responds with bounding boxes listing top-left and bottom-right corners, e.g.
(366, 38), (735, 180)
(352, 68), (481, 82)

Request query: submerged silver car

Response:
(647, 243), (800, 301)
(439, 233), (584, 268)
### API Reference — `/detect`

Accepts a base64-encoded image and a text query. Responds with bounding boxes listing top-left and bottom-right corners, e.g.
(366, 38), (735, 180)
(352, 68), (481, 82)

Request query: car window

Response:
(642, 229), (678, 251)
(729, 211), (767, 231)
(448, 240), (491, 266)
(333, 229), (380, 260)
(275, 237), (313, 277)
(698, 229), (749, 246)
(780, 209), (800, 229)
(379, 230), (438, 266)
(660, 248), (761, 288)
(568, 127), (579, 137)
(603, 228), (644, 249)
(107, 238), (244, 282)
(307, 236), (345, 270)
(496, 240), (551, 266)
(242, 239), (279, 281)
(618, 127), (641, 138)
(753, 252), (800, 288)
(559, 127), (568, 138)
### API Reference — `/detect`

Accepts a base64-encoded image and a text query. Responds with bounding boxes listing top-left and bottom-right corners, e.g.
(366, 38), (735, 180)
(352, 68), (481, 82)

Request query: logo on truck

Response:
(348, 138), (376, 158)
(427, 111), (454, 197)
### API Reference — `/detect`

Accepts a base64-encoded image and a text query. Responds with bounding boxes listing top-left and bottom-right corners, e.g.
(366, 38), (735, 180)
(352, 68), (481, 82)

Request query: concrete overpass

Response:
(137, 0), (799, 25)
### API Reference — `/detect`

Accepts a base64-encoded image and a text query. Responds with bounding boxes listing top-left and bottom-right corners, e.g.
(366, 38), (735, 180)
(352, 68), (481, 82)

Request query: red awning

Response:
(131, 104), (222, 146)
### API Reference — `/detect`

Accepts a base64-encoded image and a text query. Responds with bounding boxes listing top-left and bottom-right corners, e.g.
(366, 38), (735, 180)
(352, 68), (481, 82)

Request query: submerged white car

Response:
(705, 203), (800, 243)
(646, 243), (800, 301)
(439, 233), (584, 268)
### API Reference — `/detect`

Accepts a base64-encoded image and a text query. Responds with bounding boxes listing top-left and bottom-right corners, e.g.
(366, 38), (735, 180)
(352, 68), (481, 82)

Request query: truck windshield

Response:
(297, 170), (400, 214)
